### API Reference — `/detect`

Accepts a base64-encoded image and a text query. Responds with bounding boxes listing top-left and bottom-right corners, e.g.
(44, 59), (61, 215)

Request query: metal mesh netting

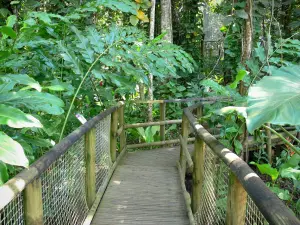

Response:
(194, 146), (229, 225)
(95, 115), (112, 190)
(245, 196), (268, 225)
(0, 194), (24, 225)
(41, 137), (89, 225)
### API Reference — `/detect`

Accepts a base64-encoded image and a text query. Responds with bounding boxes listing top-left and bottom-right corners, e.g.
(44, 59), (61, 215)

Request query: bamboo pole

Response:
(192, 136), (205, 213)
(85, 128), (96, 208)
(23, 179), (43, 225)
(119, 105), (126, 152)
(124, 119), (181, 129)
(110, 110), (118, 162)
(196, 104), (203, 118)
(226, 172), (247, 225)
(160, 103), (166, 141)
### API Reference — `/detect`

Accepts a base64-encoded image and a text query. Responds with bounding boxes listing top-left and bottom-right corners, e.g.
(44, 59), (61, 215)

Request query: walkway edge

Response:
(83, 147), (127, 225)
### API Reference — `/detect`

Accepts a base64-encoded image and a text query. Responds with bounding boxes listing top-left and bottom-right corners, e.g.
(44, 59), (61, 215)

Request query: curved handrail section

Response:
(0, 103), (122, 210)
(183, 105), (299, 225)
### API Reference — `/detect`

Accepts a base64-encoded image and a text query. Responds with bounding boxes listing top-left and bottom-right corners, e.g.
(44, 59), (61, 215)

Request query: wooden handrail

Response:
(183, 105), (300, 225)
(0, 102), (123, 210)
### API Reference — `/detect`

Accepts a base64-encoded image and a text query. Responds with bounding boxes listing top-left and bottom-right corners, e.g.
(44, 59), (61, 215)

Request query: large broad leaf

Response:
(0, 91), (65, 115)
(0, 132), (28, 167)
(269, 186), (291, 200)
(250, 162), (279, 181)
(0, 74), (41, 91)
(247, 65), (300, 133)
(59, 41), (83, 75)
(0, 104), (42, 128)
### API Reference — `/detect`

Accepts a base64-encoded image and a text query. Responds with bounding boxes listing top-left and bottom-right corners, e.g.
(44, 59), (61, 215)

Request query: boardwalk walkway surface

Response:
(91, 146), (189, 225)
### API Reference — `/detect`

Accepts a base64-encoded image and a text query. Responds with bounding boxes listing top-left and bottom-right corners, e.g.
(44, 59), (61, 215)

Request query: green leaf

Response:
(0, 161), (9, 185)
(0, 104), (42, 128)
(269, 186), (291, 200)
(0, 26), (17, 39)
(6, 15), (17, 28)
(59, 41), (83, 75)
(71, 26), (95, 63)
(230, 70), (248, 89)
(235, 10), (248, 19)
(254, 45), (266, 63)
(234, 139), (243, 155)
(130, 15), (139, 26)
(246, 65), (300, 133)
(250, 162), (279, 181)
(0, 74), (41, 91)
(0, 91), (65, 115)
(0, 132), (28, 167)
(280, 168), (300, 181)
(217, 106), (247, 118)
(43, 85), (66, 91)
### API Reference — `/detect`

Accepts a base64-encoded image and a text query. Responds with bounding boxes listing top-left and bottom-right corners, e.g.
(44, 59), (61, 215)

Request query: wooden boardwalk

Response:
(91, 146), (190, 225)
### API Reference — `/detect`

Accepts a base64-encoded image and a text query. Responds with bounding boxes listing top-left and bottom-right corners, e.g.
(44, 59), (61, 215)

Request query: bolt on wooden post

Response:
(85, 128), (96, 209)
(119, 105), (126, 152)
(160, 102), (166, 141)
(226, 172), (247, 225)
(110, 109), (119, 162)
(24, 178), (43, 225)
(192, 136), (205, 213)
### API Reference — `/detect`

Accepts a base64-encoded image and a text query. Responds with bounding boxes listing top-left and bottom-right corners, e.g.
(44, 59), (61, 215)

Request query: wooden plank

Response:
(91, 146), (189, 225)
(23, 178), (43, 225)
(160, 103), (166, 141)
(85, 128), (96, 209)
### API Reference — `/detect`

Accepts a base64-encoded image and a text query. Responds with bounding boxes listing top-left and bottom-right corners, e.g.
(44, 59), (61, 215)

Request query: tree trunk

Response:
(161, 0), (173, 43)
(148, 0), (156, 122)
(240, 0), (253, 161)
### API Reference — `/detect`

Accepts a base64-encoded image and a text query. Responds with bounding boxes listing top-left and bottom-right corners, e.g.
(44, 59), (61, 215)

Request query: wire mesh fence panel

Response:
(0, 194), (24, 225)
(41, 137), (89, 225)
(245, 196), (269, 225)
(95, 115), (112, 191)
(194, 146), (229, 225)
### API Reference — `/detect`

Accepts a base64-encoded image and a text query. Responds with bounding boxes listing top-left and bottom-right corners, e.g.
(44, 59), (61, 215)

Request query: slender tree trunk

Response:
(161, 0), (173, 43)
(240, 0), (253, 161)
(148, 0), (156, 122)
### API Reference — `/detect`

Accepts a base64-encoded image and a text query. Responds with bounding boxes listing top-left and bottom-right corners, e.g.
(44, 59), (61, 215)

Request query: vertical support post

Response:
(226, 172), (247, 225)
(110, 109), (118, 162)
(24, 178), (43, 225)
(196, 104), (203, 119)
(160, 102), (166, 141)
(119, 105), (126, 152)
(85, 128), (96, 209)
(180, 114), (189, 171)
(192, 136), (205, 213)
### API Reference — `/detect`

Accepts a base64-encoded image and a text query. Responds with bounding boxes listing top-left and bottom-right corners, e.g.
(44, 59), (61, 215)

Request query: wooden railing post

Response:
(180, 114), (189, 171)
(192, 136), (205, 213)
(85, 128), (96, 209)
(160, 102), (166, 141)
(226, 172), (248, 225)
(196, 104), (203, 118)
(119, 105), (126, 152)
(110, 109), (118, 162)
(24, 178), (43, 225)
